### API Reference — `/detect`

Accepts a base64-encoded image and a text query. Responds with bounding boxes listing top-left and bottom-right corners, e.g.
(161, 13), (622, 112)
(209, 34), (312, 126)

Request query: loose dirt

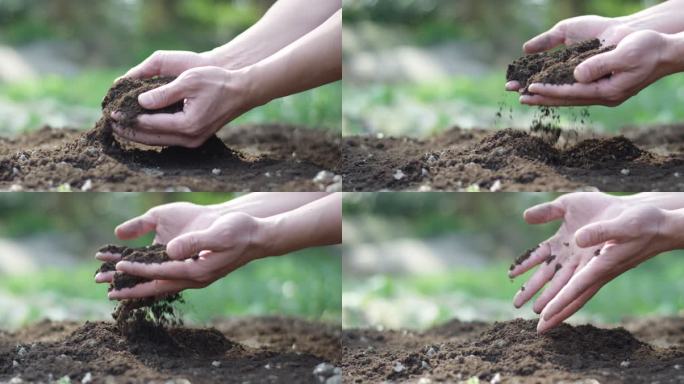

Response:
(342, 125), (684, 191)
(342, 317), (684, 383)
(0, 316), (341, 383)
(0, 77), (340, 191)
(507, 39), (615, 92)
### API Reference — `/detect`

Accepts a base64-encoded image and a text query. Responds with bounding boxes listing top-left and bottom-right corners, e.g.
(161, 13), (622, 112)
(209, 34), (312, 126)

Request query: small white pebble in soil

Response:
(82, 372), (93, 384)
(211, 168), (221, 175)
(418, 378), (432, 384)
(490, 372), (502, 384)
(16, 346), (27, 357)
(393, 169), (406, 181)
(620, 360), (630, 368)
(675, 172), (681, 178)
(393, 362), (406, 373)
(376, 133), (385, 139)
(418, 185), (432, 192)
(620, 169), (630, 176)
(264, 172), (272, 178)
(421, 168), (429, 177)
(426, 347), (437, 358)
(264, 363), (272, 370)
(674, 364), (682, 370)
(81, 179), (93, 192)
(12, 360), (18, 368)
(18, 153), (28, 162)
(9, 376), (22, 384)
(9, 184), (23, 192)
(211, 361), (221, 367)
(313, 170), (335, 185)
(490, 180), (502, 192)
(427, 155), (437, 164)
(421, 360), (431, 370)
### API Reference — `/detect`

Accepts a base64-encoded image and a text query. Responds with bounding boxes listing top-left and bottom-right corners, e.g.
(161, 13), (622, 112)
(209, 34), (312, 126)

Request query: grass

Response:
(0, 247), (341, 327)
(343, 71), (684, 136)
(0, 69), (341, 133)
(343, 249), (684, 329)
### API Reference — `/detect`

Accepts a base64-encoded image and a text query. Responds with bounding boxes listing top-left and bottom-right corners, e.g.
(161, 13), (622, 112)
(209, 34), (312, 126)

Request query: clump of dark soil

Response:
(342, 125), (684, 191)
(0, 78), (340, 191)
(0, 316), (340, 383)
(102, 77), (183, 130)
(343, 318), (684, 383)
(95, 244), (184, 335)
(507, 39), (616, 92)
(510, 245), (538, 271)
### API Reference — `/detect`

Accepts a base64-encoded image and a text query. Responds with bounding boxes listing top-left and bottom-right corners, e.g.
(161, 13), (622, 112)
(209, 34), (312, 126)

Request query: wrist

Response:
(253, 216), (283, 257)
(661, 208), (684, 250)
(236, 64), (269, 109)
(661, 32), (684, 74)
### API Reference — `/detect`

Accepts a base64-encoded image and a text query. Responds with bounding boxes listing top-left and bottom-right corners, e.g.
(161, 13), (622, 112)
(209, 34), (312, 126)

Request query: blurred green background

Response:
(0, 193), (341, 330)
(342, 193), (684, 330)
(0, 0), (341, 136)
(342, 0), (684, 136)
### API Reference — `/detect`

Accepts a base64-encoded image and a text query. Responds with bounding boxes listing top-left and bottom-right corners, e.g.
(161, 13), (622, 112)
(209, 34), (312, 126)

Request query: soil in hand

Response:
(342, 318), (684, 383)
(95, 244), (184, 335)
(102, 77), (183, 130)
(507, 39), (616, 92)
(0, 316), (340, 383)
(342, 125), (684, 191)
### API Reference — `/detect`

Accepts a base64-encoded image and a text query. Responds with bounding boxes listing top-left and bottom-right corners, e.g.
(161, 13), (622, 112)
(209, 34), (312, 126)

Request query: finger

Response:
(526, 82), (614, 100)
(505, 81), (521, 91)
(574, 50), (625, 83)
(524, 201), (565, 225)
(513, 258), (557, 308)
(510, 241), (551, 278)
(95, 271), (116, 283)
(115, 259), (197, 280)
(95, 252), (122, 262)
(575, 218), (630, 248)
(138, 78), (187, 110)
(113, 124), (195, 147)
(115, 211), (157, 240)
(537, 281), (602, 334)
(136, 113), (189, 135)
(532, 261), (575, 314)
(124, 55), (163, 80)
(541, 256), (613, 320)
(523, 28), (565, 54)
(166, 228), (225, 260)
(108, 279), (193, 300)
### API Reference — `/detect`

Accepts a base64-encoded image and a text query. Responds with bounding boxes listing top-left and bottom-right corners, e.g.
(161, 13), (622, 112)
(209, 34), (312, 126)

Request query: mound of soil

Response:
(342, 126), (684, 191)
(342, 318), (684, 383)
(507, 39), (616, 92)
(0, 316), (340, 383)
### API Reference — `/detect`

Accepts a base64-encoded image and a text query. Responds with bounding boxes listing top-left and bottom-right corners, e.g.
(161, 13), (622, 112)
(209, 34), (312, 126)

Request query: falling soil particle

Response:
(342, 126), (684, 192)
(520, 285), (526, 292)
(342, 318), (684, 383)
(506, 39), (616, 92)
(545, 254), (556, 265)
(0, 316), (339, 383)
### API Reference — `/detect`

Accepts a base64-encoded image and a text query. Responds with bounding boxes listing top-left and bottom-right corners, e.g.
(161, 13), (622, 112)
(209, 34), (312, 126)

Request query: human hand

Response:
(107, 212), (266, 300)
(510, 193), (627, 318)
(94, 202), (220, 283)
(520, 30), (680, 106)
(506, 15), (631, 92)
(537, 205), (679, 333)
(111, 66), (256, 148)
(120, 50), (218, 81)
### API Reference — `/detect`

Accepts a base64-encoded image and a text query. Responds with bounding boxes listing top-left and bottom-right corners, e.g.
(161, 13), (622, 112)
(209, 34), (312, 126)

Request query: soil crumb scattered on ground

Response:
(0, 316), (340, 384)
(95, 244), (184, 335)
(342, 318), (684, 383)
(507, 39), (616, 92)
(342, 125), (684, 192)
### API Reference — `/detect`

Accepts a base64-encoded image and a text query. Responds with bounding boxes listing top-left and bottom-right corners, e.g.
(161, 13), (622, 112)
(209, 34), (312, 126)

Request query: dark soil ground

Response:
(342, 124), (684, 191)
(507, 39), (615, 92)
(0, 78), (340, 192)
(0, 316), (341, 384)
(342, 317), (684, 383)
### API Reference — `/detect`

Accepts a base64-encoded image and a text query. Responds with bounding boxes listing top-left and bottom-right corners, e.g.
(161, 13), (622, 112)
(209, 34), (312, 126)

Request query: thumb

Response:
(574, 51), (621, 83)
(166, 226), (225, 260)
(523, 28), (564, 54)
(138, 78), (187, 110)
(115, 212), (156, 240)
(575, 218), (629, 248)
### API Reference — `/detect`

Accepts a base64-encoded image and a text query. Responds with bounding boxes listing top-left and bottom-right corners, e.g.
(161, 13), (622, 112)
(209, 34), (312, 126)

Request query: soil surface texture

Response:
(0, 77), (340, 192)
(507, 39), (615, 92)
(342, 125), (684, 191)
(0, 316), (341, 384)
(342, 317), (684, 383)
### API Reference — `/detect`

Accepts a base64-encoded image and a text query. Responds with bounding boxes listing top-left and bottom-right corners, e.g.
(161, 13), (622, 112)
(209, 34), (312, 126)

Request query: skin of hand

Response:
(520, 30), (684, 107)
(103, 193), (341, 300)
(512, 192), (684, 334)
(94, 192), (331, 283)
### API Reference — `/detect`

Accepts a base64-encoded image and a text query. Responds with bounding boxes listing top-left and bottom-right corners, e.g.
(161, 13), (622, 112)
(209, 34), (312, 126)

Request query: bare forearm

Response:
(207, 0), (341, 69)
(625, 192), (684, 211)
(246, 9), (342, 106)
(210, 192), (331, 218)
(260, 193), (342, 256)
(620, 0), (684, 34)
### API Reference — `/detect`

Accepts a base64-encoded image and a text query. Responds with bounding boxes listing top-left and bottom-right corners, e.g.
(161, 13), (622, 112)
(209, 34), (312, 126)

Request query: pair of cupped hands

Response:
(511, 193), (684, 333)
(506, 15), (683, 106)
